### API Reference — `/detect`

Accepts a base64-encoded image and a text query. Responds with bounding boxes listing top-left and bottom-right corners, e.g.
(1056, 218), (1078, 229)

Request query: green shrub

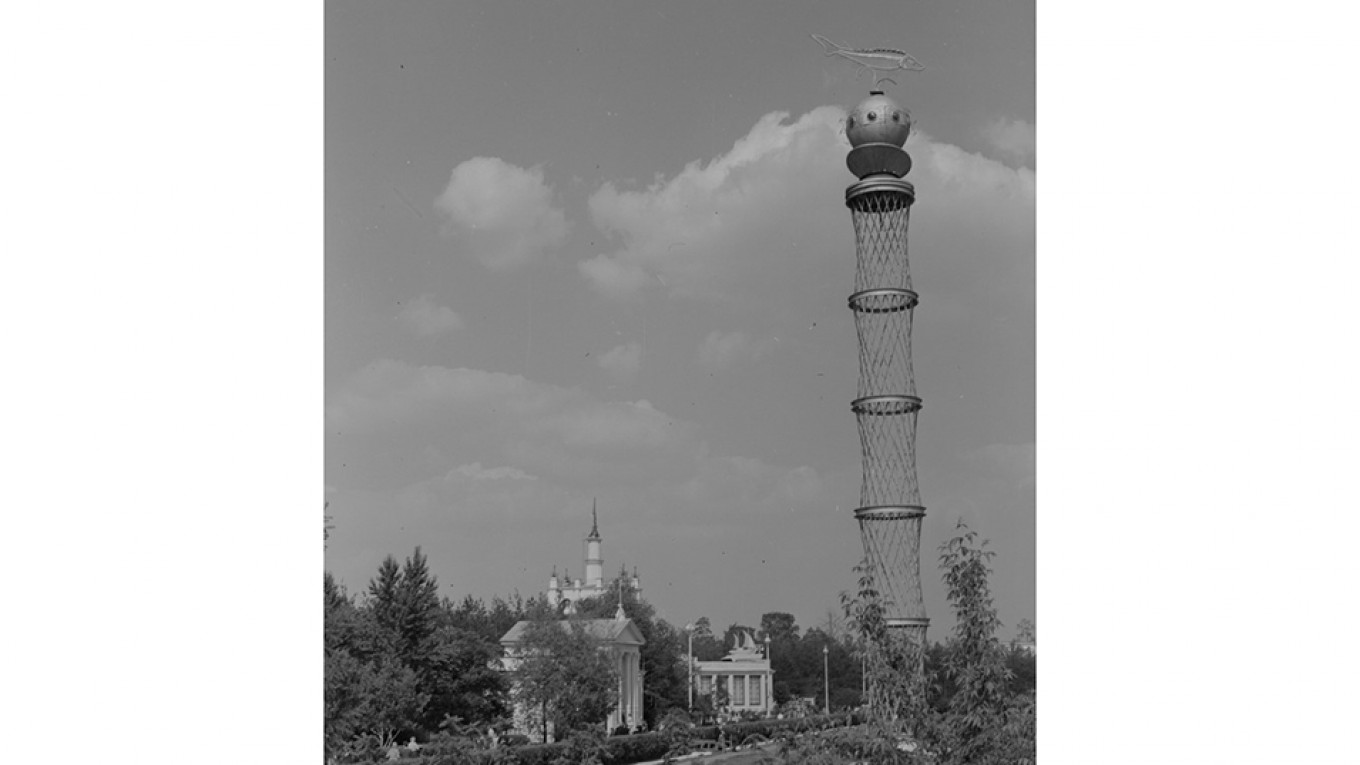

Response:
(600, 731), (669, 764)
(510, 741), (567, 765)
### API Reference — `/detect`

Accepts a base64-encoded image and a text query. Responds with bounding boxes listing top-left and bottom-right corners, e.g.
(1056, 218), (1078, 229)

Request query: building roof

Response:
(500, 618), (645, 647)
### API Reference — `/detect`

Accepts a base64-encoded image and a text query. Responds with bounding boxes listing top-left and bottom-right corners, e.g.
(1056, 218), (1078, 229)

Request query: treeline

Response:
(323, 549), (693, 758)
(324, 548), (553, 757)
(687, 612), (1035, 716)
(324, 538), (1036, 762)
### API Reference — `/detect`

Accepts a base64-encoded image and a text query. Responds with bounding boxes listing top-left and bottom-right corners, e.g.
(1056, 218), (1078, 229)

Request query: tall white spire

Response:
(585, 499), (604, 587)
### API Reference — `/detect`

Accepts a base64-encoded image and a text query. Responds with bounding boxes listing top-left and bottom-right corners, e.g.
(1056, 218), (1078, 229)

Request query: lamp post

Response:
(764, 635), (773, 715)
(823, 644), (830, 714)
(684, 623), (695, 712)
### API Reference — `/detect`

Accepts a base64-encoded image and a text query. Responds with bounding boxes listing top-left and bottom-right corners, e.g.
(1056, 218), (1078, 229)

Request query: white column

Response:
(632, 651), (641, 725)
(626, 651), (634, 725)
(622, 651), (628, 723)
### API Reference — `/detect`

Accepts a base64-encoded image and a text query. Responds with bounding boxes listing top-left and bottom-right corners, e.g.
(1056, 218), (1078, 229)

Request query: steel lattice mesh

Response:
(849, 191), (913, 295)
(855, 408), (920, 507)
(859, 515), (926, 621)
(847, 178), (926, 636)
(854, 298), (916, 400)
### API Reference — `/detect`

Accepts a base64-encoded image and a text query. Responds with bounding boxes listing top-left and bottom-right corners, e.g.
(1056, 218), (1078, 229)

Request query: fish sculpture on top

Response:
(811, 34), (925, 89)
(813, 34), (922, 178)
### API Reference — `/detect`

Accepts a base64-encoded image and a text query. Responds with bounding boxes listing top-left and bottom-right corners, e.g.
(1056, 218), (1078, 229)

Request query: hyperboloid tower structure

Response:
(843, 89), (929, 654)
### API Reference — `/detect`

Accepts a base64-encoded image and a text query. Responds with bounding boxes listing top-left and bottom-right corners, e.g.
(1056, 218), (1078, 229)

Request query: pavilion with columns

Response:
(499, 609), (646, 741)
(693, 630), (774, 717)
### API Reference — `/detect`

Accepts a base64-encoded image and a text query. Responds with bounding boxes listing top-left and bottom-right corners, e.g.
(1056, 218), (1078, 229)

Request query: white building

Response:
(499, 613), (646, 741)
(546, 502), (641, 615)
(693, 630), (773, 717)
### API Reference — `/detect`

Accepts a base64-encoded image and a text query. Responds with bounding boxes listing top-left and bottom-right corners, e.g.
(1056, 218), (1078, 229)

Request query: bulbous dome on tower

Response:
(846, 91), (911, 148)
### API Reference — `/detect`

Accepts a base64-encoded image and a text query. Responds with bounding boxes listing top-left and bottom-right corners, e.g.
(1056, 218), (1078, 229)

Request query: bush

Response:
(511, 742), (567, 765)
(690, 725), (720, 742)
(601, 732), (670, 764)
(337, 715), (870, 765)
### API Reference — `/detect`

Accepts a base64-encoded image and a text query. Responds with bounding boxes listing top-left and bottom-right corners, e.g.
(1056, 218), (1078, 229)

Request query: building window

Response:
(749, 676), (762, 703)
(733, 675), (745, 705)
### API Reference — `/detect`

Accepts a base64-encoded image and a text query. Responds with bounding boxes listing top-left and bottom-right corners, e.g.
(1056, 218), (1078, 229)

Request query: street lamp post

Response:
(685, 624), (695, 712)
(823, 644), (830, 714)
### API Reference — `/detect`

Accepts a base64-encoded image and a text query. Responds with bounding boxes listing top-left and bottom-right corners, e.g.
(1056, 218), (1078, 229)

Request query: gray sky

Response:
(326, 0), (1034, 638)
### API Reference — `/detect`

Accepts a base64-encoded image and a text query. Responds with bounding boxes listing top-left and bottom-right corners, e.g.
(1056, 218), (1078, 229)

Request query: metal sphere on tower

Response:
(846, 90), (912, 148)
(845, 90), (913, 179)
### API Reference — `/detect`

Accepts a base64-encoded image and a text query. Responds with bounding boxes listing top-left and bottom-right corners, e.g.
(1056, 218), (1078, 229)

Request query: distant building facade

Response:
(693, 630), (773, 717)
(499, 615), (646, 741)
(546, 502), (640, 615)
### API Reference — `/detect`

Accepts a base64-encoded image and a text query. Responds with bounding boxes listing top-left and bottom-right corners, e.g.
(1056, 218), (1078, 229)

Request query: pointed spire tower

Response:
(584, 499), (604, 588)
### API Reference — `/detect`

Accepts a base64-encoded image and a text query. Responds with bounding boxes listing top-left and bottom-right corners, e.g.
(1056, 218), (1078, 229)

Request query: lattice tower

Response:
(844, 91), (929, 653)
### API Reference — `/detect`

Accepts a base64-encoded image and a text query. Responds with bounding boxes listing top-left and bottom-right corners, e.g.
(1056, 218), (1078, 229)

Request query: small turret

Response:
(614, 575), (626, 621)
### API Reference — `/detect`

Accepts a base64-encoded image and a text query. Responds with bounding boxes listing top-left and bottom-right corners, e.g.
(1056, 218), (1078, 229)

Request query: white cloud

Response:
(598, 342), (642, 382)
(435, 157), (571, 270)
(546, 399), (676, 449)
(579, 107), (1034, 327)
(581, 107), (849, 304)
(981, 118), (1035, 168)
(398, 294), (464, 336)
(578, 255), (652, 299)
(697, 330), (753, 369)
(326, 360), (698, 485)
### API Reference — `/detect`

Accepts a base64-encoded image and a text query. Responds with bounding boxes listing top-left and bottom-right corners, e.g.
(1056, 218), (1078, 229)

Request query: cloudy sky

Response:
(326, 0), (1034, 638)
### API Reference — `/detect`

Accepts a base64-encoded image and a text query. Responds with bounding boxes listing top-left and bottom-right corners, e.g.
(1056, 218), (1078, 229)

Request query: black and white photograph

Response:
(13, 2), (1360, 764)
(325, 2), (1033, 762)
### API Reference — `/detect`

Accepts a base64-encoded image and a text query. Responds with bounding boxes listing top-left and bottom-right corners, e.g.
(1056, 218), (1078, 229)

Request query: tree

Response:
(355, 658), (429, 749)
(821, 608), (848, 645)
(1003, 644), (1036, 699)
(929, 519), (1031, 765)
(419, 624), (509, 730)
(324, 571), (348, 613)
(938, 520), (1011, 725)
(367, 554), (403, 651)
(395, 547), (441, 666)
(758, 612), (802, 705)
(512, 619), (619, 741)
(690, 617), (725, 662)
(691, 617), (713, 640)
(324, 644), (369, 759)
(759, 612), (800, 644)
(328, 558), (433, 753)
(1015, 618), (1035, 645)
(841, 558), (926, 725)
